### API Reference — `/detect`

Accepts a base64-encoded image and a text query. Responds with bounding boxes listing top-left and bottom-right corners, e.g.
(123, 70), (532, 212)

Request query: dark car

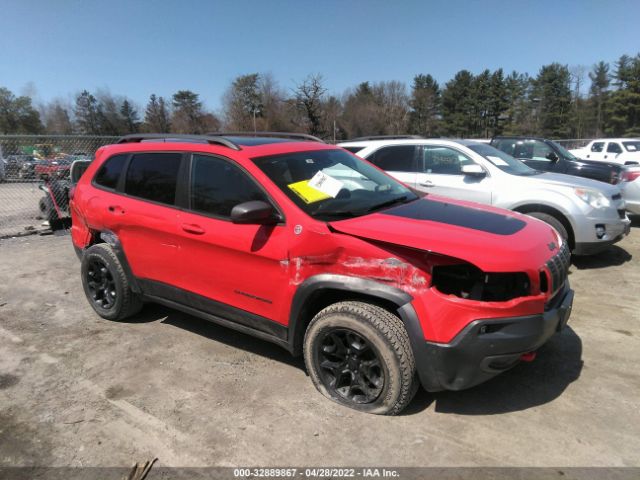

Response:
(5, 155), (39, 179)
(69, 132), (573, 415)
(491, 136), (625, 185)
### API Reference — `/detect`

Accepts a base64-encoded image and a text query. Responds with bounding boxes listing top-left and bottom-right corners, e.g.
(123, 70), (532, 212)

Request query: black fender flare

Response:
(82, 230), (141, 294)
(287, 274), (438, 390)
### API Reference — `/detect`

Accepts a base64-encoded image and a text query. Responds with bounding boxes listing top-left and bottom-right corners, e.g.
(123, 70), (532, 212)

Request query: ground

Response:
(0, 181), (44, 238)
(0, 224), (639, 468)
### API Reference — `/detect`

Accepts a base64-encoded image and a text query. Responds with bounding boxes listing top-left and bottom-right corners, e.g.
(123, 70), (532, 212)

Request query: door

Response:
(415, 145), (492, 204)
(176, 153), (289, 323)
(583, 141), (606, 161)
(114, 152), (185, 286)
(604, 141), (623, 162)
(510, 139), (562, 172)
(365, 145), (419, 187)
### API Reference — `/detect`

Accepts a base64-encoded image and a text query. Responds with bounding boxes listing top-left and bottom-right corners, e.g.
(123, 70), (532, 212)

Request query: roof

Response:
(105, 133), (337, 159)
(338, 138), (486, 148)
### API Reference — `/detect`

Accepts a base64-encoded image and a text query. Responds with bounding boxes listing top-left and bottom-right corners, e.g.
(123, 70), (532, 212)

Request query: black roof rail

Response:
(346, 135), (425, 141)
(211, 131), (325, 143)
(116, 134), (242, 151)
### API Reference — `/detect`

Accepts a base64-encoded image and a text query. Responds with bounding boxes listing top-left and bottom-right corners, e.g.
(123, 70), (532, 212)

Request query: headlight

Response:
(574, 188), (611, 209)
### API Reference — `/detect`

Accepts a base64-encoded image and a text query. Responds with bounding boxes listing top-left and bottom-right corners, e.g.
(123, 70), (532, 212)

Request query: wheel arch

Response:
(512, 203), (575, 249)
(81, 230), (141, 293)
(288, 274), (415, 356)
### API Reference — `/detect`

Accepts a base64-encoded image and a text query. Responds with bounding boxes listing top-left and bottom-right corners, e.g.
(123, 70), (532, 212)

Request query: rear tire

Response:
(81, 243), (142, 321)
(303, 301), (418, 415)
(525, 212), (568, 241)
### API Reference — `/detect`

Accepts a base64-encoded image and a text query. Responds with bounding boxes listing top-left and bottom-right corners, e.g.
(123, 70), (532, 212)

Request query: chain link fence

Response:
(0, 134), (602, 239)
(554, 139), (593, 150)
(0, 135), (117, 238)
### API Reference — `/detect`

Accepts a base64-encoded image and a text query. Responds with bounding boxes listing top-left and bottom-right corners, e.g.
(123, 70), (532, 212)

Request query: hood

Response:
(572, 157), (623, 171)
(532, 172), (620, 196)
(329, 196), (560, 272)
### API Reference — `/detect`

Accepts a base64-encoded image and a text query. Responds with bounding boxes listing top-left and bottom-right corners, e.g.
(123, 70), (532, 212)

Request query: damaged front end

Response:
(431, 263), (531, 302)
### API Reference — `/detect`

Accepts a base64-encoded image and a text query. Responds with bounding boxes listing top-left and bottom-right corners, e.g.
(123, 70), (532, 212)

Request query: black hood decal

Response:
(383, 198), (526, 235)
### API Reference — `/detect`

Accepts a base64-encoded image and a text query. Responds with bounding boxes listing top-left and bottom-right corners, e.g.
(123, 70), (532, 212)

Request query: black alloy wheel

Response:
(314, 328), (385, 404)
(85, 258), (117, 309)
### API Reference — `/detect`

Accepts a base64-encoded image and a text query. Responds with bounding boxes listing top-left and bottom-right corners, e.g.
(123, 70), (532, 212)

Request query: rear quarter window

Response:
(124, 153), (182, 205)
(367, 145), (417, 172)
(94, 155), (127, 189)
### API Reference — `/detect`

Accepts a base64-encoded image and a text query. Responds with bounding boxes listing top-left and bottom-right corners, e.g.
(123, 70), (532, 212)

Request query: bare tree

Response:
(294, 74), (327, 137)
(42, 99), (73, 134)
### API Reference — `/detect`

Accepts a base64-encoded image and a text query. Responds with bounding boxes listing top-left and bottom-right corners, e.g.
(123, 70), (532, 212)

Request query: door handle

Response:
(604, 155), (608, 159)
(181, 223), (206, 235)
(419, 180), (435, 187)
(108, 205), (125, 214)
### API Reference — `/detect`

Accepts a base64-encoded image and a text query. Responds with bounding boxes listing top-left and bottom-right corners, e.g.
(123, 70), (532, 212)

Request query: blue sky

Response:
(1, 0), (638, 111)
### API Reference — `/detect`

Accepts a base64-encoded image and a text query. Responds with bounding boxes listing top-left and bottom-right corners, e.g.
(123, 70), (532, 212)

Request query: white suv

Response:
(338, 137), (631, 255)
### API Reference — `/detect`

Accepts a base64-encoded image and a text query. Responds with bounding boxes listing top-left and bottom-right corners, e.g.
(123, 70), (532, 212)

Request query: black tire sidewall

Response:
(81, 246), (126, 320)
(304, 312), (404, 415)
(527, 212), (568, 240)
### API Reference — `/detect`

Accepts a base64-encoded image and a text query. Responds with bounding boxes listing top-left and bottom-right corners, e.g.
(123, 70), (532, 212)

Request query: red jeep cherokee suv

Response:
(70, 133), (574, 415)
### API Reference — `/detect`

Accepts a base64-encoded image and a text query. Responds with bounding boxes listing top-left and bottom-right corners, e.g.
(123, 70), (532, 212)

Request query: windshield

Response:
(467, 144), (539, 176)
(253, 149), (417, 221)
(623, 141), (640, 152)
(550, 141), (578, 160)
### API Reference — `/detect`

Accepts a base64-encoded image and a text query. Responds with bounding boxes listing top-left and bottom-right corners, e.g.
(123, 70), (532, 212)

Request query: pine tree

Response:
(144, 94), (171, 132)
(74, 90), (101, 134)
(408, 74), (440, 137)
(171, 90), (206, 134)
(120, 99), (139, 134)
(532, 63), (572, 137)
(441, 70), (475, 137)
(588, 61), (610, 136)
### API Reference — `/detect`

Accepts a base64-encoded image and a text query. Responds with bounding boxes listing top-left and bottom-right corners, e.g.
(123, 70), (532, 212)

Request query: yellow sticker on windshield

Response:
(288, 180), (332, 204)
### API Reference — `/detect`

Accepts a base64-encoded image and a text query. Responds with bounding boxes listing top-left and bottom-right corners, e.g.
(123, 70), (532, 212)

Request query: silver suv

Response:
(339, 138), (631, 255)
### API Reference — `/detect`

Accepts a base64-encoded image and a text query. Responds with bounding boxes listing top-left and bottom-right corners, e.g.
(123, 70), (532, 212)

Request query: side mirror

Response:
(230, 200), (278, 225)
(546, 152), (559, 162)
(461, 164), (486, 177)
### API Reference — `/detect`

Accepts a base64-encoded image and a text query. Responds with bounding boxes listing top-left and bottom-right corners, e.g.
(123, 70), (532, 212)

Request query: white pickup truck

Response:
(570, 139), (640, 165)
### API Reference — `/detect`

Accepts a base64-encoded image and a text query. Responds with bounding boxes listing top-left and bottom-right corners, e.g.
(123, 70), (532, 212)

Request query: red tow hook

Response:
(520, 352), (537, 362)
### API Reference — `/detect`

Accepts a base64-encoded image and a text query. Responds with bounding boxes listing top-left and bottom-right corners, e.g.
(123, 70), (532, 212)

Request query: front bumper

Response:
(413, 284), (574, 392)
(572, 208), (630, 255)
(574, 220), (631, 255)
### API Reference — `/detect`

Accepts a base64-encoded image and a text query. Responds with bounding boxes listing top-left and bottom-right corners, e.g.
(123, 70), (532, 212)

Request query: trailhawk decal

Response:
(383, 199), (526, 235)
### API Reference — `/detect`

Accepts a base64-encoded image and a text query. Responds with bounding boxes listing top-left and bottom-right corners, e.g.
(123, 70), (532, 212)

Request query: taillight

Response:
(622, 170), (640, 182)
(69, 185), (76, 200)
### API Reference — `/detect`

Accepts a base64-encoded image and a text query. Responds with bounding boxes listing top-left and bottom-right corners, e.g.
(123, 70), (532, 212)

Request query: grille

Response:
(546, 242), (571, 292)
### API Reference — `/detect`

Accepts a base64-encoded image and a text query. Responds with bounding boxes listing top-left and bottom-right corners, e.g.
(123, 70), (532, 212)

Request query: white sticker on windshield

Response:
(486, 155), (509, 166)
(627, 145), (637, 151)
(308, 170), (344, 198)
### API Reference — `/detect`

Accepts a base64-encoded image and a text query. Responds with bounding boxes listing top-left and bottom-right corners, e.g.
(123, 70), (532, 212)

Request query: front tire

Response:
(303, 301), (418, 415)
(81, 243), (143, 321)
(525, 212), (569, 241)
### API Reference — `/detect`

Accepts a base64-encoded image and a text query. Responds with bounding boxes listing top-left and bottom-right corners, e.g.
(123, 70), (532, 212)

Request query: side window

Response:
(531, 141), (555, 161)
(367, 146), (416, 172)
(607, 142), (622, 154)
(124, 152), (182, 205)
(94, 154), (126, 189)
(591, 142), (605, 152)
(190, 154), (268, 218)
(512, 141), (533, 159)
(423, 146), (475, 175)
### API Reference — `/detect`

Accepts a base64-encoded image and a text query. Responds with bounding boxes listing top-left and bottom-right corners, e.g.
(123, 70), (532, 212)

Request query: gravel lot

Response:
(0, 223), (639, 469)
(0, 181), (44, 238)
